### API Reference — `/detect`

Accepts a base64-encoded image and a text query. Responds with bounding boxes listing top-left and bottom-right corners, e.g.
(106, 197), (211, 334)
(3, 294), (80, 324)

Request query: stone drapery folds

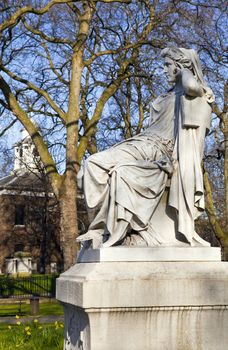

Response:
(77, 47), (214, 249)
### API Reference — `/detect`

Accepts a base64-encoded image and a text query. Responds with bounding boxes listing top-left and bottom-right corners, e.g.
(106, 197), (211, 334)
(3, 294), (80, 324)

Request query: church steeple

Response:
(14, 129), (39, 172)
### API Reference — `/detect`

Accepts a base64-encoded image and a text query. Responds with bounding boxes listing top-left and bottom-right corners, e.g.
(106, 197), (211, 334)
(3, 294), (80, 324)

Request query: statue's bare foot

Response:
(77, 229), (103, 242)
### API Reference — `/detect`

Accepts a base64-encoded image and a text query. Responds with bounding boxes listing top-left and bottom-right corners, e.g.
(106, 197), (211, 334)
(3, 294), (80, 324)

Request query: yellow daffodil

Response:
(15, 315), (20, 319)
(8, 325), (12, 330)
(33, 319), (38, 323)
(16, 321), (21, 325)
(26, 331), (31, 335)
(38, 326), (43, 330)
(25, 326), (30, 331)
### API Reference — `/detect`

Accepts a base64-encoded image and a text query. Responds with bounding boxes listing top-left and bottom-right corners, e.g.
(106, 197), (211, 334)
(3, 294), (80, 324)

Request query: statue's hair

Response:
(161, 47), (192, 70)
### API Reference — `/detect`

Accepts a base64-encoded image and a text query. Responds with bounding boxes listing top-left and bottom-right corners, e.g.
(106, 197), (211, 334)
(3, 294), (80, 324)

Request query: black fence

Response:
(0, 275), (57, 299)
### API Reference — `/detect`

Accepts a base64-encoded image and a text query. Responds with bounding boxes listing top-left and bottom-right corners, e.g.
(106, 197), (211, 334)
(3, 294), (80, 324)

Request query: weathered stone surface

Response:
(57, 258), (228, 350)
(61, 304), (228, 350)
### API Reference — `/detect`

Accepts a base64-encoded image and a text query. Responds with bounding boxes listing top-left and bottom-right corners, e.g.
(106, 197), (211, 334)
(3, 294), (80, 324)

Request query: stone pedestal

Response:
(56, 247), (228, 350)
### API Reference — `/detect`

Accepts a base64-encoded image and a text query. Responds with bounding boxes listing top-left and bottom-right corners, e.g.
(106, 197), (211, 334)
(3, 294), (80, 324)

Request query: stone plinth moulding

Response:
(56, 247), (228, 350)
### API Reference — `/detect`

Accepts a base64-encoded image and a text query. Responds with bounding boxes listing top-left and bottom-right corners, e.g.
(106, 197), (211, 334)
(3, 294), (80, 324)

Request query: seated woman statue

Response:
(77, 47), (214, 249)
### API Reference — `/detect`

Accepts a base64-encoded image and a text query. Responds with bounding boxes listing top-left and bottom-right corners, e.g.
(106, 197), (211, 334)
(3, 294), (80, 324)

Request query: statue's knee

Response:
(85, 153), (103, 171)
(86, 153), (97, 164)
(87, 151), (105, 164)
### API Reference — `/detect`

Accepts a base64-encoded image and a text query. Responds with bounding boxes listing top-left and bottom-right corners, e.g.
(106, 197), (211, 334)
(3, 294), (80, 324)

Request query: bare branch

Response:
(0, 65), (66, 122)
(0, 0), (77, 34)
(22, 18), (73, 46)
(84, 40), (153, 67)
(203, 164), (228, 245)
(0, 98), (9, 109)
(178, 0), (225, 9)
(0, 118), (17, 137)
(66, 3), (82, 17)
(0, 73), (61, 190)
(94, 0), (131, 2)
(41, 42), (69, 86)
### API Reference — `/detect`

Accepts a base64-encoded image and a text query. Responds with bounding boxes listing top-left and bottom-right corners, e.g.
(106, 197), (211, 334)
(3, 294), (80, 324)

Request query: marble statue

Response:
(77, 47), (214, 249)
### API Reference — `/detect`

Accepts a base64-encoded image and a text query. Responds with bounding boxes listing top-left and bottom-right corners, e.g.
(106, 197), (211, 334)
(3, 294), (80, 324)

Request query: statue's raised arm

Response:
(77, 47), (214, 249)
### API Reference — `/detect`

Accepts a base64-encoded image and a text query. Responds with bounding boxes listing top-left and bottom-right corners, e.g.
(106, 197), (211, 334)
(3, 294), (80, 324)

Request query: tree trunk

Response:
(59, 172), (78, 271)
(222, 246), (228, 261)
(224, 128), (228, 225)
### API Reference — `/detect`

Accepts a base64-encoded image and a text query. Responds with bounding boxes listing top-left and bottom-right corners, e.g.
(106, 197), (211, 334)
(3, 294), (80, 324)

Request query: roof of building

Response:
(0, 171), (47, 193)
(0, 170), (84, 198)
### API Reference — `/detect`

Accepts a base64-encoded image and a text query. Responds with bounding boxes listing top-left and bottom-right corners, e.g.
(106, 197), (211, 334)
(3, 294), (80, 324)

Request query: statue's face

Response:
(164, 57), (177, 83)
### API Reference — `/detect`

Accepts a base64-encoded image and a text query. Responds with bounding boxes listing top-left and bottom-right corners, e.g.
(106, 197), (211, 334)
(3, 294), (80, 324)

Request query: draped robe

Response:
(83, 90), (211, 247)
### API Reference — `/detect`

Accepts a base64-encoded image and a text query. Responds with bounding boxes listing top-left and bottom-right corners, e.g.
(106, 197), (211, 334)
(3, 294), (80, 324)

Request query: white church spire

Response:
(14, 129), (40, 172)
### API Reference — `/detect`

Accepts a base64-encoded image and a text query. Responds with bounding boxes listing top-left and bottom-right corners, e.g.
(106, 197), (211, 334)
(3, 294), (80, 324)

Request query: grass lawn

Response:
(0, 322), (64, 350)
(0, 300), (63, 317)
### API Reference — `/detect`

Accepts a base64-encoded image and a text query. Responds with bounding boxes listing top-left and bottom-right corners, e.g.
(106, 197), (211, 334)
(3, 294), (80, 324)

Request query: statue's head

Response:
(161, 47), (193, 84)
(161, 47), (214, 102)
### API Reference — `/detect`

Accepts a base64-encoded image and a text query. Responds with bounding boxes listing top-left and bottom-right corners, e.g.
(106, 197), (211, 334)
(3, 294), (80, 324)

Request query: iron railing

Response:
(0, 275), (57, 299)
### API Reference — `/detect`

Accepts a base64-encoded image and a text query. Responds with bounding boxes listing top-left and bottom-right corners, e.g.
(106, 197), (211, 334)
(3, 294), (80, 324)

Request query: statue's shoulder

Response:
(151, 91), (174, 112)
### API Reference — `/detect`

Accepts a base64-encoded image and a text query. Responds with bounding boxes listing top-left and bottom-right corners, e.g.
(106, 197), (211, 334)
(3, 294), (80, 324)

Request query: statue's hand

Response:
(174, 66), (182, 79)
(155, 156), (173, 175)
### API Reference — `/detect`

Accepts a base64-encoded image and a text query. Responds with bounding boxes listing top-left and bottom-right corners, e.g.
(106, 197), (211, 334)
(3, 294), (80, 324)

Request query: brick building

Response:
(0, 130), (87, 275)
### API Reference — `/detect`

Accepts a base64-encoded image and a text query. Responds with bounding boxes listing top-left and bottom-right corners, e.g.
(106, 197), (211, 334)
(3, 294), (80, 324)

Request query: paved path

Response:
(0, 315), (64, 324)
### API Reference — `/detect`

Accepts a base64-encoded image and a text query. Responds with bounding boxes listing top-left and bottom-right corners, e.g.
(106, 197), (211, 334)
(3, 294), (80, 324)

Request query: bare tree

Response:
(0, 0), (165, 269)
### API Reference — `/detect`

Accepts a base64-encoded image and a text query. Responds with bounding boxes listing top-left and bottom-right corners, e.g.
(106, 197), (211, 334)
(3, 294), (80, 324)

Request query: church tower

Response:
(14, 129), (40, 172)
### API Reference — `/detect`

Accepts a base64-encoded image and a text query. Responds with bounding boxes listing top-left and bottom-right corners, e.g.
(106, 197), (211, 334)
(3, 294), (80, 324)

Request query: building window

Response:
(15, 205), (25, 225)
(15, 244), (24, 252)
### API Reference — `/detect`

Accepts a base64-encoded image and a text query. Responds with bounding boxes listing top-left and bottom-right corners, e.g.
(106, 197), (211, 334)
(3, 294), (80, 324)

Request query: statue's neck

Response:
(168, 76), (184, 94)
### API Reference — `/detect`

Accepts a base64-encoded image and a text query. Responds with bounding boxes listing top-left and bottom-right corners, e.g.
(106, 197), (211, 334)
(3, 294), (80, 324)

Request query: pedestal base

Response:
(78, 246), (221, 262)
(57, 248), (228, 350)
